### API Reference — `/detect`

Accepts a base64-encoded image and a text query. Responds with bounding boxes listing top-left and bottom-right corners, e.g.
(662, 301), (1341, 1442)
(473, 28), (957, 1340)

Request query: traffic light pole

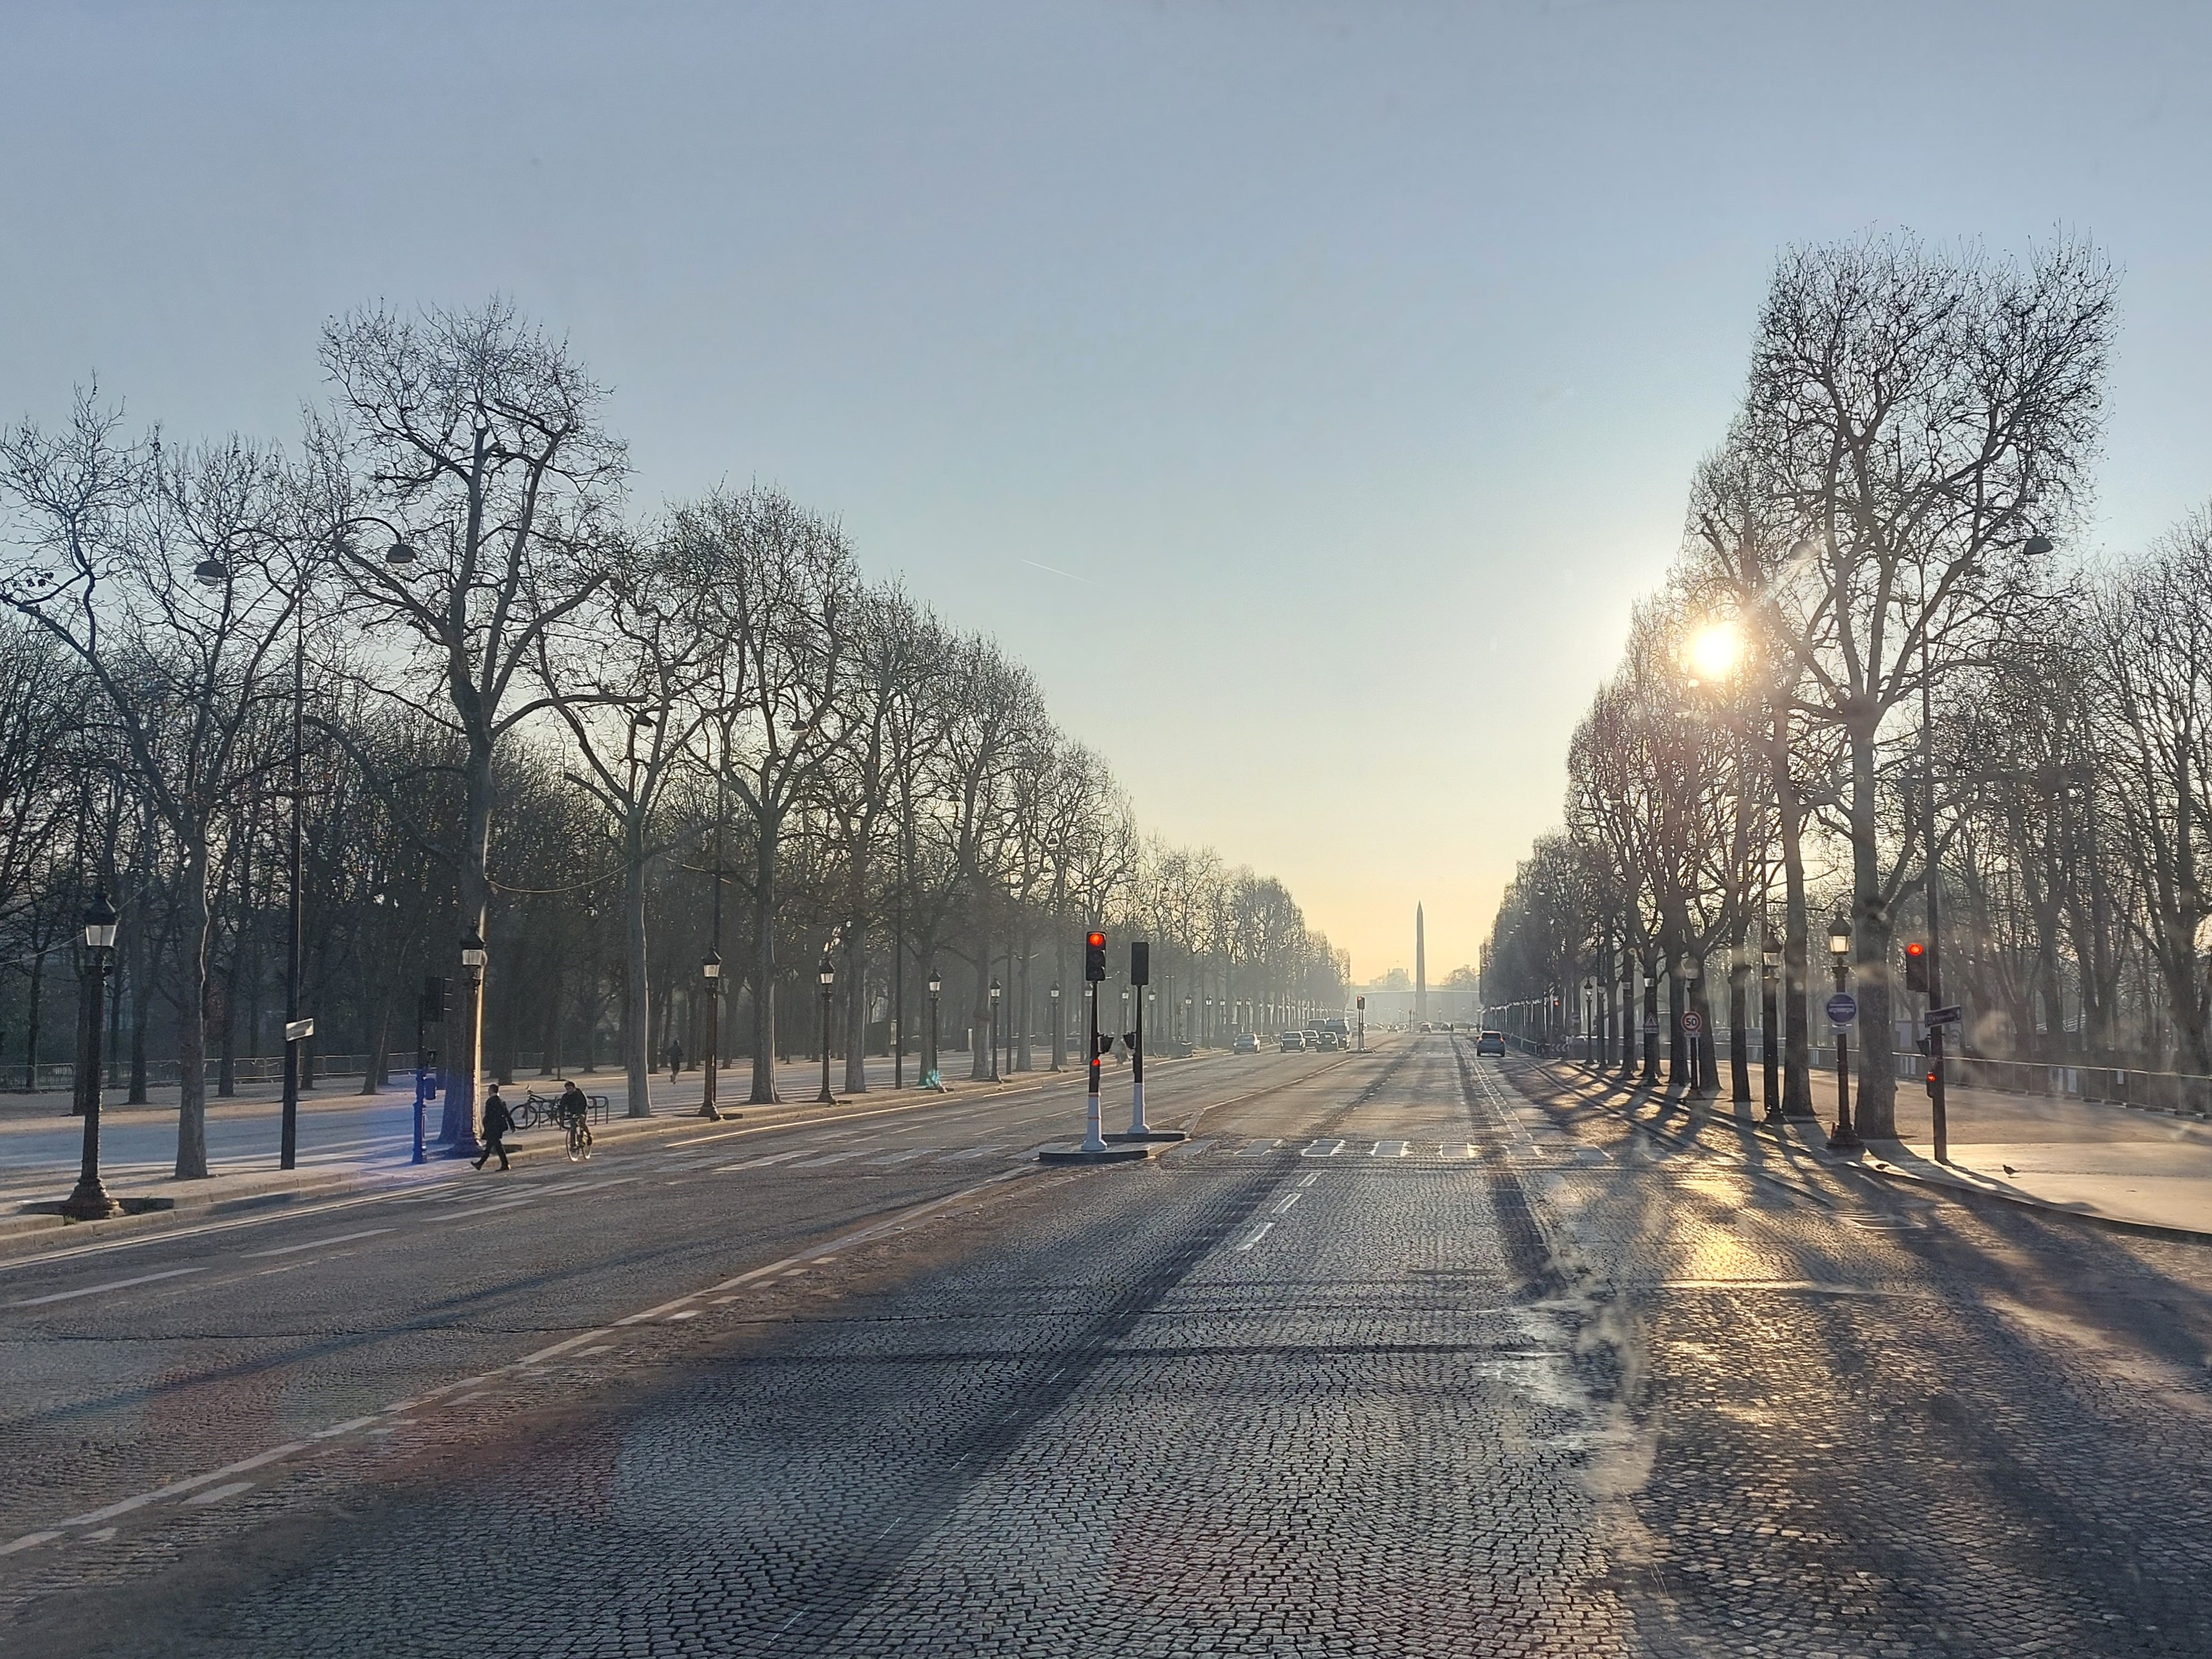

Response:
(1081, 979), (1108, 1153)
(1127, 983), (1148, 1134)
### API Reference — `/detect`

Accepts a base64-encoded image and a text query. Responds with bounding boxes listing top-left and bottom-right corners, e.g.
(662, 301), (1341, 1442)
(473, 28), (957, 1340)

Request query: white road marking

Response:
(428, 1196), (536, 1219)
(11, 1266), (203, 1307)
(1236, 1221), (1275, 1251)
(788, 1150), (871, 1169)
(1298, 1173), (1319, 1188)
(182, 1481), (254, 1506)
(1235, 1139), (1283, 1155)
(242, 1228), (393, 1260)
(716, 1150), (807, 1172)
(1273, 1192), (1303, 1215)
(1301, 1139), (1343, 1158)
(311, 1416), (381, 1440)
(667, 1309), (700, 1321)
(0, 1532), (62, 1556)
(1371, 1140), (1409, 1157)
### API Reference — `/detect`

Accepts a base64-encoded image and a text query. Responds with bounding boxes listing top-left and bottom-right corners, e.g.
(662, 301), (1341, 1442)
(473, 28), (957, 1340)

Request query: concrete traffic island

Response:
(1105, 1128), (1188, 1144)
(1037, 1142), (1159, 1164)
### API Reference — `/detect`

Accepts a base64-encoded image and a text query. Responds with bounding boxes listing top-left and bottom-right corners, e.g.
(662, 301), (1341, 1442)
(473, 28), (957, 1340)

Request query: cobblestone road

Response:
(3, 1036), (2208, 1656)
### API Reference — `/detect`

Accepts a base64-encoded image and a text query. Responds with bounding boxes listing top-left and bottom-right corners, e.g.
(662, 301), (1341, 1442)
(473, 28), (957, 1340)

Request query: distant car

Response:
(1278, 1031), (1307, 1053)
(1231, 1032), (1262, 1054)
(1314, 1029), (1342, 1052)
(1475, 1030), (1506, 1057)
(1419, 1022), (1433, 1033)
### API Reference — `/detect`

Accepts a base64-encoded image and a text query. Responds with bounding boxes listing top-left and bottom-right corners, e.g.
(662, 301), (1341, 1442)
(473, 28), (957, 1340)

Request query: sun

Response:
(1687, 619), (1743, 682)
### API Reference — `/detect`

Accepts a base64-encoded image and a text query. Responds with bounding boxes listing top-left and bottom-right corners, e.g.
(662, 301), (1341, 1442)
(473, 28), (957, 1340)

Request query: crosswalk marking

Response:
(1371, 1140), (1409, 1157)
(1301, 1139), (1343, 1158)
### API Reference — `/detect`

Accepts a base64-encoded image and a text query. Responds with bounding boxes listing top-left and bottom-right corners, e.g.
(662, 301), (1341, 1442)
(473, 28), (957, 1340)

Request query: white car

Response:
(1278, 1031), (1307, 1053)
(1231, 1032), (1262, 1054)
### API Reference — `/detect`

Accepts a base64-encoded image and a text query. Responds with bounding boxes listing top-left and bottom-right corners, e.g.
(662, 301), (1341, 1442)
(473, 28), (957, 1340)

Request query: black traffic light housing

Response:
(1903, 940), (1928, 993)
(1085, 931), (1107, 982)
(1130, 940), (1149, 986)
(1093, 1031), (1115, 1060)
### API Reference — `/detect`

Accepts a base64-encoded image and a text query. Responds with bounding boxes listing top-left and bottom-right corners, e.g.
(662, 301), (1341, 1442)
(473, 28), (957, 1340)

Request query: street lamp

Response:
(1760, 944), (1783, 1122)
(926, 967), (942, 1085)
(816, 952), (837, 1104)
(988, 977), (1002, 1083)
(1827, 915), (1860, 1150)
(62, 892), (121, 1221)
(1049, 983), (1062, 1070)
(456, 927), (487, 1157)
(699, 949), (723, 1121)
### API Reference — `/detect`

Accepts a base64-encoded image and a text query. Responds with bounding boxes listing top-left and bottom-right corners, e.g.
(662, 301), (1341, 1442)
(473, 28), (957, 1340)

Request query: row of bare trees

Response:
(1484, 232), (2212, 1133)
(0, 300), (1348, 1174)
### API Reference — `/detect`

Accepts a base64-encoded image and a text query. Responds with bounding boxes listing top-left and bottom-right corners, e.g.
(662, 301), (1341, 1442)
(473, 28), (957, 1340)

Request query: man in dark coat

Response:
(474, 1086), (514, 1171)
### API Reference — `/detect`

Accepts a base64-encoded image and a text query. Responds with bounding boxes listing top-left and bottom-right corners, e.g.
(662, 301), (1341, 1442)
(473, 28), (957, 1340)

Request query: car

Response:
(1313, 1029), (1342, 1052)
(1278, 1030), (1307, 1052)
(1231, 1032), (1262, 1054)
(1475, 1030), (1506, 1057)
(1419, 1022), (1432, 1033)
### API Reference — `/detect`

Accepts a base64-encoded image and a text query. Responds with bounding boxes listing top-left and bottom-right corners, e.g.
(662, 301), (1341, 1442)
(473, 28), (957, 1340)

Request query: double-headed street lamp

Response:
(1826, 915), (1860, 1150)
(816, 953), (837, 1104)
(699, 950), (723, 1121)
(62, 893), (121, 1221)
(988, 977), (1002, 1082)
(199, 522), (414, 1171)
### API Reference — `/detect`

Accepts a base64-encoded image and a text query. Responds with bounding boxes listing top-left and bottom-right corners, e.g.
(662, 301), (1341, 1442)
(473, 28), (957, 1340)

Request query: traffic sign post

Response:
(1680, 1010), (1705, 1035)
(1826, 993), (1858, 1027)
(1926, 1005), (1962, 1027)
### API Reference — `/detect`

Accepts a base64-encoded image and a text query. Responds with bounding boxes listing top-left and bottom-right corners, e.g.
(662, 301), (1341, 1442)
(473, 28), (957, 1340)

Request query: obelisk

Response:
(1416, 904), (1428, 1026)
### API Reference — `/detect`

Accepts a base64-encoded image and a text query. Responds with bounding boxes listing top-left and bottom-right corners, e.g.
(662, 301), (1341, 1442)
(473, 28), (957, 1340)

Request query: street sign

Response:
(1926, 1005), (1962, 1026)
(285, 1018), (315, 1042)
(1826, 993), (1858, 1027)
(1642, 1016), (1660, 1034)
(1680, 1010), (1706, 1035)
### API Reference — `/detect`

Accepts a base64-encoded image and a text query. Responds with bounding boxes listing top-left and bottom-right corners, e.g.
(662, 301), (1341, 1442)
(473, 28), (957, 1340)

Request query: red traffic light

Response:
(1086, 932), (1105, 950)
(1904, 939), (1928, 992)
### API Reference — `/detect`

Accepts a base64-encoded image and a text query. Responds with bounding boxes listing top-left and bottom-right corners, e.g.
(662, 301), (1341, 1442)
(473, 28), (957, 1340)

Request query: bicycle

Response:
(562, 1098), (594, 1162)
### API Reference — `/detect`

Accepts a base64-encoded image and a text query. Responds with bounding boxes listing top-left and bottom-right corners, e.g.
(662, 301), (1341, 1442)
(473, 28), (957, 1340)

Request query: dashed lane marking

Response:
(1236, 1221), (1275, 1251)
(1273, 1192), (1303, 1215)
(1298, 1173), (1319, 1188)
(11, 1266), (203, 1307)
(183, 1481), (254, 1507)
(241, 1228), (394, 1260)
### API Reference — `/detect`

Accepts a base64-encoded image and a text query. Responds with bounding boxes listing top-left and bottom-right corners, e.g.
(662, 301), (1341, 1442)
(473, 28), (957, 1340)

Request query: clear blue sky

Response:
(5, 1), (2208, 977)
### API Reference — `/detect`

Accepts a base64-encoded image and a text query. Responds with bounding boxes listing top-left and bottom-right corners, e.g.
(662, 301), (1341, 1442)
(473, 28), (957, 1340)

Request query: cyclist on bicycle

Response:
(557, 1078), (593, 1159)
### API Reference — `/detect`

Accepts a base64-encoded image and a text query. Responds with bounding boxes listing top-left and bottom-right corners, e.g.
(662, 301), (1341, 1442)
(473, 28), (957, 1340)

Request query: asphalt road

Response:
(3, 1035), (2209, 1656)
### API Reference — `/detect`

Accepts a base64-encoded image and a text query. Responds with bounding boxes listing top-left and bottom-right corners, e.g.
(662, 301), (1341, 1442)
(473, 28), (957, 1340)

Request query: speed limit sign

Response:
(1681, 1010), (1706, 1036)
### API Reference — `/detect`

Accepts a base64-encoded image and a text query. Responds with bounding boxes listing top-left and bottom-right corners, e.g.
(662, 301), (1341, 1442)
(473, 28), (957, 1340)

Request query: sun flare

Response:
(1688, 619), (1743, 681)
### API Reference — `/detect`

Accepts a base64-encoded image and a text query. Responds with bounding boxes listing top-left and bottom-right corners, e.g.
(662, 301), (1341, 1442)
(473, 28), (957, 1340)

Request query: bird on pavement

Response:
(2002, 1164), (2018, 1176)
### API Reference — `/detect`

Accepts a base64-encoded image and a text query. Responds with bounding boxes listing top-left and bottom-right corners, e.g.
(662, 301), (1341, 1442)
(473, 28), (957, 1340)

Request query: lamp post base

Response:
(60, 1176), (121, 1221)
(1826, 1123), (1863, 1152)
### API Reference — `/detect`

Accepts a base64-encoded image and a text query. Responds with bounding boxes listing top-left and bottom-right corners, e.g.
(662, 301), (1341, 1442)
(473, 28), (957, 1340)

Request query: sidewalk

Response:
(1541, 1058), (2212, 1241)
(1, 1049), (1218, 1255)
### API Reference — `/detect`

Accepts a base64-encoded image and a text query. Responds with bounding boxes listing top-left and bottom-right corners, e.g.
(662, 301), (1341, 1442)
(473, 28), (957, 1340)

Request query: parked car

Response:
(1475, 1030), (1507, 1057)
(1231, 1032), (1262, 1054)
(1278, 1030), (1307, 1053)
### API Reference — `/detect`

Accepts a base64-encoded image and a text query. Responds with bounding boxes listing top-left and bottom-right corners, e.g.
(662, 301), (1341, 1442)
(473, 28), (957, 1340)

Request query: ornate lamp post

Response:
(1827, 915), (1860, 1150)
(816, 952), (837, 1104)
(457, 927), (488, 1158)
(699, 950), (723, 1120)
(988, 978), (1002, 1083)
(61, 893), (121, 1221)
(1049, 984), (1062, 1070)
(926, 968), (942, 1085)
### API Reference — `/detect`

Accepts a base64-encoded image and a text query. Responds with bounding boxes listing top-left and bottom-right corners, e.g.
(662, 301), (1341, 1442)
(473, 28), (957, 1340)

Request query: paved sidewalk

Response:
(1539, 1057), (2212, 1239)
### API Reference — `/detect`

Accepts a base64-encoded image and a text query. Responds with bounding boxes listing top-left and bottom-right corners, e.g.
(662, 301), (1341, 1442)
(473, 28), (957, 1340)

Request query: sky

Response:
(4, 1), (2210, 982)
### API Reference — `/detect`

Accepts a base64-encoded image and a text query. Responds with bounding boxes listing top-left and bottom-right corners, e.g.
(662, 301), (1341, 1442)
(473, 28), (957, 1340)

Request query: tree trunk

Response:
(843, 924), (869, 1094)
(127, 933), (152, 1105)
(175, 836), (212, 1178)
(749, 813), (781, 1105)
(1847, 726), (1897, 1135)
(22, 950), (43, 1092)
(1776, 711), (1815, 1116)
(624, 820), (655, 1117)
(440, 734), (494, 1154)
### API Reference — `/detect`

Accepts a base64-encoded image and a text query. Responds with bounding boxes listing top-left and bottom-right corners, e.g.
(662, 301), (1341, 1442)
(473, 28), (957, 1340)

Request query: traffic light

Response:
(1356, 995), (1366, 1010)
(1093, 1031), (1115, 1060)
(1926, 1065), (1940, 1097)
(1903, 940), (1928, 993)
(1130, 941), (1150, 986)
(420, 975), (450, 1023)
(1085, 931), (1107, 981)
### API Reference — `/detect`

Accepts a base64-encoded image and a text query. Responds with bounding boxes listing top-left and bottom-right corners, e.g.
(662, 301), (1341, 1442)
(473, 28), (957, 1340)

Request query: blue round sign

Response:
(1826, 992), (1858, 1026)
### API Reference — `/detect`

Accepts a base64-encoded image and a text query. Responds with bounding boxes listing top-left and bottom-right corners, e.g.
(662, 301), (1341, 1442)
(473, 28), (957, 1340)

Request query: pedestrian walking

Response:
(665, 1036), (684, 1080)
(474, 1086), (513, 1171)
